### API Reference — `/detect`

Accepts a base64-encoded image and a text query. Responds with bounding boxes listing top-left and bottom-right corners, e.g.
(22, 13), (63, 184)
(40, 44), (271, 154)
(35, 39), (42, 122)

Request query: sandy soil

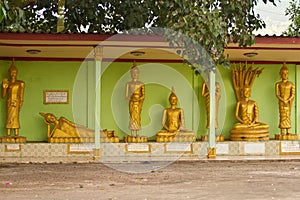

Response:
(1, 160), (300, 200)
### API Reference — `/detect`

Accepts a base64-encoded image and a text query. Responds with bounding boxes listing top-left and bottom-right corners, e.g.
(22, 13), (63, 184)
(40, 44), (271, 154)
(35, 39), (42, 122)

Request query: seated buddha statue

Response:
(230, 87), (269, 141)
(156, 88), (196, 142)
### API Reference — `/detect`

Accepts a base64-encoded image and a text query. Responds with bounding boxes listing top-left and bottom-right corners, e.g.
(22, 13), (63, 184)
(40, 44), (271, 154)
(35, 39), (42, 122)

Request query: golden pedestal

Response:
(201, 135), (225, 142)
(0, 136), (26, 143)
(230, 128), (269, 141)
(49, 137), (93, 143)
(274, 134), (298, 140)
(100, 130), (120, 143)
(48, 136), (120, 143)
(156, 131), (196, 142)
(123, 136), (148, 143)
(100, 137), (119, 143)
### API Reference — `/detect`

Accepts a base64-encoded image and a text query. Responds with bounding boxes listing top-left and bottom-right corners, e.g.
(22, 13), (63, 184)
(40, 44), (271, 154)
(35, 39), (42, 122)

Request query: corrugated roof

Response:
(1, 30), (299, 37)
(1, 31), (300, 64)
(255, 33), (300, 38)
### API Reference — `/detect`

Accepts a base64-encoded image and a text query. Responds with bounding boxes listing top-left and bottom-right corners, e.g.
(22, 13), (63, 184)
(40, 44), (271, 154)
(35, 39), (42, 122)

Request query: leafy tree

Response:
(0, 0), (277, 71)
(0, 0), (35, 31)
(151, 0), (277, 71)
(283, 0), (300, 37)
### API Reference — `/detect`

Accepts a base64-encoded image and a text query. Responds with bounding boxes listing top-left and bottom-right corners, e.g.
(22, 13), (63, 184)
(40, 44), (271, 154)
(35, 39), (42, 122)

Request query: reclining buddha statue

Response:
(39, 112), (119, 143)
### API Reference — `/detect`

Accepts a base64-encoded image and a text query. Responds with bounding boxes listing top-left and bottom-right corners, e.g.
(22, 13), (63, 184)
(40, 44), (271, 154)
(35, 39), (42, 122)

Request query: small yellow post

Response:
(207, 147), (216, 159)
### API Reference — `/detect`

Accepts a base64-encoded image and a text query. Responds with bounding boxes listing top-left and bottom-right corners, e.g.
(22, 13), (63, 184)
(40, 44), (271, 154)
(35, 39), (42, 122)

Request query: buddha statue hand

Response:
(178, 126), (187, 132)
(2, 78), (9, 88)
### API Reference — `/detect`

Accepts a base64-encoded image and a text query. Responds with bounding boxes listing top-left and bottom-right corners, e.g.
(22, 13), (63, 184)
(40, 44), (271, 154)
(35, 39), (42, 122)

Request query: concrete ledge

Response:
(0, 140), (298, 163)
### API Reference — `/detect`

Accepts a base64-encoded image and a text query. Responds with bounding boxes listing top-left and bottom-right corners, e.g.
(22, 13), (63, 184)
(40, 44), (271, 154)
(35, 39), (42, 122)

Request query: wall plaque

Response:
(44, 90), (69, 104)
(5, 144), (21, 152)
(244, 143), (265, 154)
(280, 141), (300, 155)
(126, 144), (151, 153)
(165, 143), (192, 153)
(216, 143), (229, 155)
(68, 144), (94, 154)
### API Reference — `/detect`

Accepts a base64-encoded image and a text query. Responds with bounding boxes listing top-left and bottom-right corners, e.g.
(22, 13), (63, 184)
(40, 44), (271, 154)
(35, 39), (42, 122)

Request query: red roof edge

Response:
(0, 32), (167, 42)
(1, 32), (300, 45)
(255, 36), (300, 45)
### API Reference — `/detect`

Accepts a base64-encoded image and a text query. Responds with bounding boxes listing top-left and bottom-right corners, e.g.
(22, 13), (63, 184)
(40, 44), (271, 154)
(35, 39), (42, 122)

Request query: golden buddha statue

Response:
(39, 112), (119, 143)
(202, 81), (221, 129)
(1, 61), (25, 141)
(232, 62), (264, 101)
(230, 62), (268, 141)
(124, 61), (147, 143)
(230, 86), (269, 141)
(156, 88), (196, 142)
(201, 81), (224, 141)
(125, 62), (145, 137)
(275, 64), (297, 140)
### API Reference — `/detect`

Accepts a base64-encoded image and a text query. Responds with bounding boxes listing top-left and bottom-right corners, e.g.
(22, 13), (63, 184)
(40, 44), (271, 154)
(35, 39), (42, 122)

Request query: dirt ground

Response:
(1, 160), (300, 200)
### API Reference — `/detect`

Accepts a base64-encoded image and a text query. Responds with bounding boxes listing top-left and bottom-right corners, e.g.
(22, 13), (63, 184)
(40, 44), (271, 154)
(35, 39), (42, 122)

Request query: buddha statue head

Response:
(279, 63), (289, 81)
(130, 60), (140, 80)
(39, 112), (58, 125)
(8, 60), (18, 79)
(242, 86), (251, 99)
(169, 87), (178, 107)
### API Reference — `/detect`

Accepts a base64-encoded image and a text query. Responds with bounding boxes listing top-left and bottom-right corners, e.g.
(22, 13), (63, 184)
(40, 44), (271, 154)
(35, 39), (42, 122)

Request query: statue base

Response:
(230, 128), (269, 141)
(156, 131), (196, 142)
(123, 136), (148, 143)
(201, 135), (225, 142)
(48, 129), (120, 143)
(274, 134), (298, 140)
(100, 137), (120, 143)
(100, 130), (119, 143)
(48, 136), (120, 143)
(0, 136), (26, 143)
(49, 137), (92, 143)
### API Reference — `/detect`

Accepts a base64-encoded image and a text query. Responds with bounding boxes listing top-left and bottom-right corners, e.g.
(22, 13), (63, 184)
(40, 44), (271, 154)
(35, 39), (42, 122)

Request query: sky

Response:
(254, 0), (292, 35)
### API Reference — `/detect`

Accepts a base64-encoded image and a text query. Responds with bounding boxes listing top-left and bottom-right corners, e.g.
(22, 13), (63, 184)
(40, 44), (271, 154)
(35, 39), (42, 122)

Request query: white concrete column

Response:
(208, 69), (216, 158)
(94, 46), (103, 157)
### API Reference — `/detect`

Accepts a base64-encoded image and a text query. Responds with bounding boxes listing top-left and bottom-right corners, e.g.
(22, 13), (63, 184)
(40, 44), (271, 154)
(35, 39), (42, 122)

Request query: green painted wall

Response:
(217, 63), (297, 138)
(251, 64), (296, 135)
(0, 60), (81, 141)
(100, 62), (201, 141)
(100, 62), (298, 140)
(0, 60), (297, 141)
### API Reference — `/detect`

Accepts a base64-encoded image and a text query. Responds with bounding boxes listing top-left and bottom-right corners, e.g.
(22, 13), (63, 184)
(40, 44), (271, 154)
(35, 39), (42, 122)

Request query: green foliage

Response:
(0, 0), (277, 73)
(0, 0), (35, 31)
(22, 0), (158, 33)
(151, 0), (275, 71)
(283, 0), (300, 37)
(0, 1), (24, 31)
(0, 4), (6, 23)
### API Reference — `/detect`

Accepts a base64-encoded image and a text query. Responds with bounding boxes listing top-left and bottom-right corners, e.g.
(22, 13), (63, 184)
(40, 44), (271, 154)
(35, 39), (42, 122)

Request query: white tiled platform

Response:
(0, 140), (300, 163)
